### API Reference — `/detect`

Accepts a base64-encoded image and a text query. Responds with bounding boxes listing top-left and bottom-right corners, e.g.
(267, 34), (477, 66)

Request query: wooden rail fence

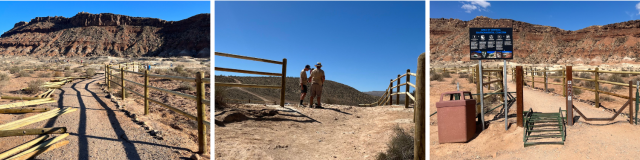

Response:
(105, 63), (210, 154)
(214, 52), (287, 107)
(357, 69), (418, 108)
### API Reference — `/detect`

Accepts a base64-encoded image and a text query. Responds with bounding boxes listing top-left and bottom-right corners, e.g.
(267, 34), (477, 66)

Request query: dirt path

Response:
(23, 75), (190, 159)
(430, 73), (640, 159)
(215, 102), (415, 160)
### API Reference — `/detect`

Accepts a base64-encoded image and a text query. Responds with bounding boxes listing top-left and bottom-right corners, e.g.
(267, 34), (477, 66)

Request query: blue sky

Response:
(431, 1), (640, 31)
(0, 1), (210, 35)
(215, 1), (425, 92)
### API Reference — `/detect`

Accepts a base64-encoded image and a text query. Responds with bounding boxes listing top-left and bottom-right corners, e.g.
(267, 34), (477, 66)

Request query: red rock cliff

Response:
(431, 16), (640, 65)
(0, 12), (210, 58)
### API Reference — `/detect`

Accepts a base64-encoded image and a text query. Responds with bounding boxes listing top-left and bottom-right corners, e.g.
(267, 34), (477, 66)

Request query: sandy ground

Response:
(429, 72), (640, 159)
(214, 102), (415, 160)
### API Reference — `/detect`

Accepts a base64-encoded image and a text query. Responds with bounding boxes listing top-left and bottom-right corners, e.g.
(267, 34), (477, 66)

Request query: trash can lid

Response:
(439, 91), (472, 102)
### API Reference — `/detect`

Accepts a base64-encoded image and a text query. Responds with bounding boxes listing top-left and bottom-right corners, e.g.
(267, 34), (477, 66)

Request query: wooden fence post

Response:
(280, 59), (287, 107)
(415, 53), (425, 160)
(389, 79), (393, 105)
(516, 66), (523, 127)
(544, 67), (548, 92)
(630, 81), (634, 124)
(595, 67), (599, 108)
(397, 74), (400, 105)
(531, 67), (535, 89)
(107, 65), (111, 90)
(121, 67), (125, 100)
(196, 72), (207, 154)
(144, 70), (149, 115)
(104, 65), (108, 86)
(405, 69), (410, 108)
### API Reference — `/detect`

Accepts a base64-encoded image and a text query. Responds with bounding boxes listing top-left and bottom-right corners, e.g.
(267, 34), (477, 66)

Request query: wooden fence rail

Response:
(214, 52), (287, 107)
(105, 63), (210, 154)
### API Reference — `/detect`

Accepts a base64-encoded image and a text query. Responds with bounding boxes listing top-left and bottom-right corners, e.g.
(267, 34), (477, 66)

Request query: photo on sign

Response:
(486, 51), (496, 58)
(471, 51), (482, 59)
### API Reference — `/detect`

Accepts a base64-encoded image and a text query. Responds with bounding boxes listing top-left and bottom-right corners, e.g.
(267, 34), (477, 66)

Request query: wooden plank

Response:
(215, 67), (282, 76)
(147, 74), (196, 82)
(0, 127), (66, 137)
(196, 72), (207, 154)
(0, 98), (57, 110)
(215, 52), (283, 64)
(1, 96), (45, 100)
(0, 108), (51, 114)
(11, 140), (70, 160)
(6, 133), (69, 160)
(0, 135), (49, 159)
(0, 107), (76, 130)
(517, 66), (523, 127)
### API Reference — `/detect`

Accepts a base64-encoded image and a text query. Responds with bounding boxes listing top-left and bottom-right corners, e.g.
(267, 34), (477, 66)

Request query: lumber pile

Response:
(0, 98), (56, 110)
(0, 107), (76, 159)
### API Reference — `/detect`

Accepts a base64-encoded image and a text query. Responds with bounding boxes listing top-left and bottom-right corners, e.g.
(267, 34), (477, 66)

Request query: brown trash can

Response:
(436, 91), (477, 143)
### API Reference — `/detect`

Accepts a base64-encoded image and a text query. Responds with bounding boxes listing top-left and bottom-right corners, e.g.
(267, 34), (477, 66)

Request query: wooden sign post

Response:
(566, 66), (573, 126)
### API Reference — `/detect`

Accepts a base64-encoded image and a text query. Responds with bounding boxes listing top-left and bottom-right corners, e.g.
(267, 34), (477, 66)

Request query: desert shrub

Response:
(582, 81), (595, 88)
(38, 72), (52, 78)
(86, 68), (96, 77)
(612, 85), (623, 90)
(442, 72), (451, 78)
(579, 72), (591, 79)
(54, 71), (63, 77)
(173, 65), (185, 73)
(547, 88), (555, 92)
(554, 78), (561, 82)
(177, 82), (195, 91)
(573, 88), (583, 95)
(633, 76), (640, 83)
(17, 70), (31, 77)
(24, 79), (45, 94)
(600, 86), (609, 92)
(215, 86), (228, 109)
(99, 66), (105, 71)
(466, 73), (474, 82)
(459, 74), (469, 78)
(376, 125), (414, 160)
(450, 78), (457, 85)
(0, 73), (10, 82)
(601, 96), (615, 102)
(9, 66), (20, 74)
(64, 71), (73, 77)
(83, 63), (88, 66)
(607, 74), (624, 83)
(430, 72), (443, 81)
(73, 67), (82, 73)
(28, 70), (34, 74)
(64, 66), (70, 70)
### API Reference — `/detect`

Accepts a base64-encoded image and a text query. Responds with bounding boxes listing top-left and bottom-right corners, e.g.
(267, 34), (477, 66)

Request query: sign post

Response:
(566, 66), (573, 126)
(470, 28), (514, 131)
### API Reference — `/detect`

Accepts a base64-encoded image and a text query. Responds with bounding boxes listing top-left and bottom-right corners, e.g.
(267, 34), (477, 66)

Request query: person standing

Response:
(308, 62), (325, 108)
(299, 65), (311, 107)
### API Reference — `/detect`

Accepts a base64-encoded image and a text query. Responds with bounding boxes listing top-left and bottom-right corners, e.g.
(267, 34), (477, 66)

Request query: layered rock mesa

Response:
(0, 12), (210, 58)
(431, 16), (640, 65)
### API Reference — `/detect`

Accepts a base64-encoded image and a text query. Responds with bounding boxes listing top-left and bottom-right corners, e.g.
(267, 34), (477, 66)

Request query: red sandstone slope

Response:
(431, 16), (640, 65)
(0, 12), (210, 58)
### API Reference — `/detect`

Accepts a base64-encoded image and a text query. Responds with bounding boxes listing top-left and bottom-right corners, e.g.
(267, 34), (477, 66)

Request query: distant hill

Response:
(215, 76), (379, 106)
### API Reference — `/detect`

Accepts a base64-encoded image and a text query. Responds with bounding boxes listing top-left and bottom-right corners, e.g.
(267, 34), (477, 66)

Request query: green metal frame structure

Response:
(523, 108), (566, 147)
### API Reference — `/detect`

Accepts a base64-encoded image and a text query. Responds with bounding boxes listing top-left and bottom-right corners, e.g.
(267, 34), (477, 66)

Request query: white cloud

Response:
(636, 2), (640, 14)
(461, 4), (478, 13)
(461, 0), (491, 13)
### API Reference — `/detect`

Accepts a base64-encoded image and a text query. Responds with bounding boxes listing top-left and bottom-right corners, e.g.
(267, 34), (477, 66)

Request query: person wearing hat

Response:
(299, 65), (311, 107)
(308, 62), (325, 108)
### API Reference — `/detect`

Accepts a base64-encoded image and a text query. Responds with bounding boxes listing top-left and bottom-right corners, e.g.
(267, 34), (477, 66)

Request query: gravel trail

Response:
(34, 75), (188, 159)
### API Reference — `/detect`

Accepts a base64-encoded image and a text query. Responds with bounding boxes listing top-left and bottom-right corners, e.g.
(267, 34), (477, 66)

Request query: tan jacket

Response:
(310, 68), (325, 85)
(300, 69), (308, 85)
